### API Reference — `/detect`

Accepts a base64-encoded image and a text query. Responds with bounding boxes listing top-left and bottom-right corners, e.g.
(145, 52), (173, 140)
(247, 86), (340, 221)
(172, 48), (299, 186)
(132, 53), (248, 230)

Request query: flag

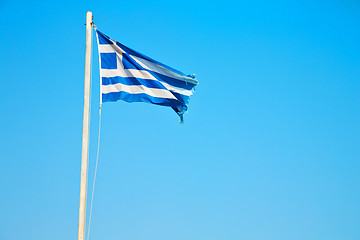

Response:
(95, 30), (198, 122)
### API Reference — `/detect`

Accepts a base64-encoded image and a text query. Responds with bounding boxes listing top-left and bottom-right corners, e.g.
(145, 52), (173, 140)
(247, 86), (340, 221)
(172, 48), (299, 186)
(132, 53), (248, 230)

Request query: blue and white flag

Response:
(95, 30), (198, 122)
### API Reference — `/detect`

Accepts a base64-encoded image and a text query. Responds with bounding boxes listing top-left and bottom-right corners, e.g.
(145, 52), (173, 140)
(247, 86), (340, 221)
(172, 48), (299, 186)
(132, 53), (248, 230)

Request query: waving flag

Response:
(95, 30), (198, 122)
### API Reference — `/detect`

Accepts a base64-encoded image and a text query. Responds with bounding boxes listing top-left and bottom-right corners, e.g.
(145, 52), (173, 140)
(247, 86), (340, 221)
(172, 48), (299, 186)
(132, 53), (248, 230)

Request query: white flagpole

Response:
(78, 11), (93, 240)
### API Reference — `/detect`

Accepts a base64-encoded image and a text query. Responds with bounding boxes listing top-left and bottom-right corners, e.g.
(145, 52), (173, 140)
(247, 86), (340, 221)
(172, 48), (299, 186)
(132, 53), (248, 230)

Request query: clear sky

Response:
(0, 0), (360, 239)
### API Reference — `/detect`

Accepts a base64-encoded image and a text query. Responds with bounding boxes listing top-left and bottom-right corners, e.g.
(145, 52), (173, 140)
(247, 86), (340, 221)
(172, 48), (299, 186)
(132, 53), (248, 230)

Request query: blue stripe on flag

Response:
(102, 92), (185, 109)
(121, 53), (146, 70)
(170, 91), (190, 105)
(148, 70), (197, 90)
(97, 31), (113, 45)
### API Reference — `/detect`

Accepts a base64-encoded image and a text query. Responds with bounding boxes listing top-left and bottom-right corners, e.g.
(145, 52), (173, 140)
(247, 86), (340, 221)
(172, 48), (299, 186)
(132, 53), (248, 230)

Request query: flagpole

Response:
(78, 11), (93, 240)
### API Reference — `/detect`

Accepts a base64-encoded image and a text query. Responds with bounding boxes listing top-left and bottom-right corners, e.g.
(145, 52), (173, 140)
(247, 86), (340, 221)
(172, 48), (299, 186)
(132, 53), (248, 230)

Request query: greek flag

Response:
(95, 30), (198, 122)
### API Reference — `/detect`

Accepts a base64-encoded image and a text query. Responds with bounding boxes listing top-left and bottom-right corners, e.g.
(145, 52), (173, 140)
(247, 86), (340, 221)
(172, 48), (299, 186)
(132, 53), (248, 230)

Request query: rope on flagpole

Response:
(87, 105), (101, 240)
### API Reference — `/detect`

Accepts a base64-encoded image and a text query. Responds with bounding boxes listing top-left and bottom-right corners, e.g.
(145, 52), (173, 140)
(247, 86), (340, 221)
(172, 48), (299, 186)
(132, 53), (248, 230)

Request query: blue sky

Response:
(0, 0), (360, 239)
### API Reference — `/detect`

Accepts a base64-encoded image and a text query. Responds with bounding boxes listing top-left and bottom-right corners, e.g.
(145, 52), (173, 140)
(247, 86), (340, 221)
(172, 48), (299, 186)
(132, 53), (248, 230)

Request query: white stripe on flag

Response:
(101, 69), (158, 80)
(102, 83), (177, 99)
(131, 54), (197, 85)
(98, 44), (117, 53)
(131, 55), (184, 80)
(101, 70), (193, 96)
(160, 81), (194, 96)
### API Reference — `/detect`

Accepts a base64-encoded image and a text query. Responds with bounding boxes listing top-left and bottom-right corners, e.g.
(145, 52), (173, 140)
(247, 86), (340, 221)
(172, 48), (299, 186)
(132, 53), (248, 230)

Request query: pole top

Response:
(86, 11), (93, 20)
(86, 12), (94, 26)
